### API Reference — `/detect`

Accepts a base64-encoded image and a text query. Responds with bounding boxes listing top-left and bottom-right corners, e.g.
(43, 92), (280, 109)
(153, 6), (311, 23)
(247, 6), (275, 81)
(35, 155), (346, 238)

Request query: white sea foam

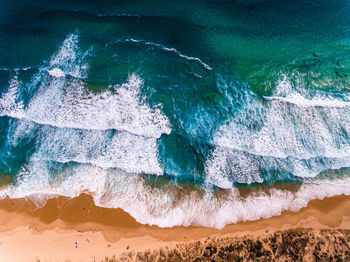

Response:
(23, 73), (171, 138)
(28, 124), (164, 175)
(264, 75), (350, 108)
(205, 147), (263, 188)
(263, 94), (350, 108)
(0, 33), (171, 175)
(2, 161), (350, 229)
(205, 74), (350, 187)
(123, 38), (212, 70)
(3, 35), (350, 229)
(0, 75), (24, 117)
(48, 34), (88, 79)
(0, 34), (171, 138)
(47, 68), (65, 78)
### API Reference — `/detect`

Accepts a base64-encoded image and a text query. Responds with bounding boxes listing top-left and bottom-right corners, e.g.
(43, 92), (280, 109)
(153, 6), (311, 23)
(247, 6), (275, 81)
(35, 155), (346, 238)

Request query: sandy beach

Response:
(2, 0), (350, 261)
(0, 193), (350, 261)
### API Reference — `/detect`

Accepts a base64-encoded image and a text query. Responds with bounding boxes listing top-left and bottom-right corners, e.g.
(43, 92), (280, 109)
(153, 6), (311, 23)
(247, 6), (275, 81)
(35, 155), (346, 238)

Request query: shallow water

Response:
(1, 0), (350, 228)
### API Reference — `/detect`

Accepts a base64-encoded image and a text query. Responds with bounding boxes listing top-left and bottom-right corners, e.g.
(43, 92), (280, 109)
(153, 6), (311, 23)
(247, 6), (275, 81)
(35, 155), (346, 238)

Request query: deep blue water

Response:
(1, 0), (350, 228)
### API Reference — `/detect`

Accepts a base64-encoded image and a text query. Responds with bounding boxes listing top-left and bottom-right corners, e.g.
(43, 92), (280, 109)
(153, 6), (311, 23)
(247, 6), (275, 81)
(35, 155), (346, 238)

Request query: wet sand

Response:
(0, 193), (350, 261)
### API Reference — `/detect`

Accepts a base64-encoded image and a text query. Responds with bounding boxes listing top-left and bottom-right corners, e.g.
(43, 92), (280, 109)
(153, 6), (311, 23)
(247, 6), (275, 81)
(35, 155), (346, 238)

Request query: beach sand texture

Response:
(0, 193), (350, 261)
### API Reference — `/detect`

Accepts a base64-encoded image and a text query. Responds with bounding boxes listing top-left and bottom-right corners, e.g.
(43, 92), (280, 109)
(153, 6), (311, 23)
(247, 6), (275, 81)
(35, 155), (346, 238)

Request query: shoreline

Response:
(0, 193), (350, 261)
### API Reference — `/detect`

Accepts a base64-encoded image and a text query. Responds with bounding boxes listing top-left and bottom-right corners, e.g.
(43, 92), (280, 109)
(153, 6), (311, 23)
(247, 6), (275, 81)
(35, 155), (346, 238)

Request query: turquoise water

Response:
(1, 0), (350, 228)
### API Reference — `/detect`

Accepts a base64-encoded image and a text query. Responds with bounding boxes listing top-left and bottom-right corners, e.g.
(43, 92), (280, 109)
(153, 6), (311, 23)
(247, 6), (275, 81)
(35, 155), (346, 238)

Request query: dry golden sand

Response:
(0, 193), (350, 261)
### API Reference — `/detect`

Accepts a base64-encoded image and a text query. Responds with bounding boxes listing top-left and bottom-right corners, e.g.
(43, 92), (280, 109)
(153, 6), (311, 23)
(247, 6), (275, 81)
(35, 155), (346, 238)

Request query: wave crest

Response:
(0, 33), (171, 176)
(205, 74), (350, 188)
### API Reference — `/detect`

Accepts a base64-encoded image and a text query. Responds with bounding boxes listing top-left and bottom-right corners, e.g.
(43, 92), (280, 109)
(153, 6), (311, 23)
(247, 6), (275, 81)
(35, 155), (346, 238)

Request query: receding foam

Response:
(3, 34), (350, 230)
(205, 73), (350, 188)
(0, 33), (171, 138)
(0, 33), (171, 176)
(2, 162), (350, 229)
(47, 68), (65, 78)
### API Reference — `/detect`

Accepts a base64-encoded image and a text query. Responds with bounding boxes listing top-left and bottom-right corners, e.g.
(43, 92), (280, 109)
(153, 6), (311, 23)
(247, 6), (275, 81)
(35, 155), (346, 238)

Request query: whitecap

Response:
(205, 73), (350, 187)
(47, 68), (65, 78)
(122, 38), (212, 71)
(0, 33), (171, 176)
(0, 33), (171, 138)
(2, 162), (350, 229)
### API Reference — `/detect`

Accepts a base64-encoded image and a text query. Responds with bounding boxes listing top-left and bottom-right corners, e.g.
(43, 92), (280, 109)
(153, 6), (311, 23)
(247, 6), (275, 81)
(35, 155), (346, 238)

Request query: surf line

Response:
(262, 94), (350, 109)
(109, 38), (212, 71)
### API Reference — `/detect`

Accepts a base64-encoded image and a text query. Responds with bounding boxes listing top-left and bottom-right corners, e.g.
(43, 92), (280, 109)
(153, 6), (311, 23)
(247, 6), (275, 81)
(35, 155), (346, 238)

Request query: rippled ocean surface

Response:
(1, 0), (350, 228)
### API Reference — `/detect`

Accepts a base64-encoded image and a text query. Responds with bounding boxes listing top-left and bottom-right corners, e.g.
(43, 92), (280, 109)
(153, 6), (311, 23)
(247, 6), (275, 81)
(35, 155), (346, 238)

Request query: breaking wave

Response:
(1, 34), (350, 229)
(0, 33), (171, 176)
(205, 74), (350, 187)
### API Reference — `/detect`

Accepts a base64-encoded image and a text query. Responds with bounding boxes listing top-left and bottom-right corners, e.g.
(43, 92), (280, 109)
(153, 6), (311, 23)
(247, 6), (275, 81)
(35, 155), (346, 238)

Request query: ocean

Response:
(1, 0), (350, 228)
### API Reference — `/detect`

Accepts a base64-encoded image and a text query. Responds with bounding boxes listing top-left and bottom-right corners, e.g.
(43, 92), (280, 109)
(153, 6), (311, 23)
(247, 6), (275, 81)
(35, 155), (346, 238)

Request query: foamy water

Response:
(0, 34), (171, 176)
(1, 30), (350, 229)
(2, 161), (350, 229)
(205, 74), (350, 188)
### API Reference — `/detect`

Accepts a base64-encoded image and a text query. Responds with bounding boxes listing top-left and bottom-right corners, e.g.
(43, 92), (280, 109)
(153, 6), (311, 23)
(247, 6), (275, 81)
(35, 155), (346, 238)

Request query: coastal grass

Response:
(111, 228), (350, 261)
